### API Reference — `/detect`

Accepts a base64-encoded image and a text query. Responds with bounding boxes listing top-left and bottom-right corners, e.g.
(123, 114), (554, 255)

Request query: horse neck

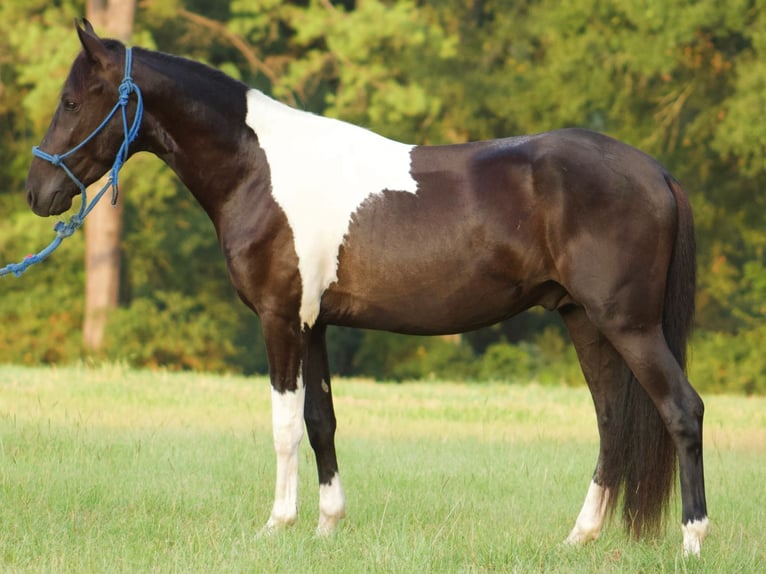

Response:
(134, 49), (262, 222)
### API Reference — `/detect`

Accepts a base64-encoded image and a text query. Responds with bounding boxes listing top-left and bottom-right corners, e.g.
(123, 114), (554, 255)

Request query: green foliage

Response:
(352, 332), (476, 382)
(1, 0), (764, 392)
(103, 291), (238, 371)
(475, 327), (582, 386)
(0, 211), (85, 365)
(712, 5), (766, 177)
(477, 341), (537, 383)
(689, 325), (766, 395)
(351, 326), (582, 386)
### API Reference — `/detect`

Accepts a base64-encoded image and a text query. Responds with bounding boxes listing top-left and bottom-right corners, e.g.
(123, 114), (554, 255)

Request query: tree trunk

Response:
(82, 0), (136, 351)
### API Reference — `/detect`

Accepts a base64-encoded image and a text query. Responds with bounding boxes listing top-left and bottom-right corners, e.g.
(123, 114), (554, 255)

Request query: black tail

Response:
(662, 176), (696, 373)
(601, 175), (696, 538)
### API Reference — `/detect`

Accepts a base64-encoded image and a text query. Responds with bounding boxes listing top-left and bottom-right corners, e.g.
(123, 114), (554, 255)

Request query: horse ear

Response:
(80, 18), (97, 36)
(75, 18), (113, 69)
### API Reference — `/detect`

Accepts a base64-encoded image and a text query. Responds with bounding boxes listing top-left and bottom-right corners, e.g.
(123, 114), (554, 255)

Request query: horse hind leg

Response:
(604, 324), (708, 556)
(560, 306), (630, 545)
(563, 300), (708, 554)
(573, 278), (707, 553)
(303, 324), (346, 535)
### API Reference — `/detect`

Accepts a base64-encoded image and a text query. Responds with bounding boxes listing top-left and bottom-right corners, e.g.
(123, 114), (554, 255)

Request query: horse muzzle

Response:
(26, 175), (78, 217)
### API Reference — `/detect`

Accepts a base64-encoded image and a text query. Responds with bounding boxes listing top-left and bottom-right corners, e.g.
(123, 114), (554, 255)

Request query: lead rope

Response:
(0, 47), (143, 277)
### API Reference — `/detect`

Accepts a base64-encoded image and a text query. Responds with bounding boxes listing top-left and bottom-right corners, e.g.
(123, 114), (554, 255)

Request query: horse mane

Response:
(133, 47), (249, 121)
(67, 38), (249, 124)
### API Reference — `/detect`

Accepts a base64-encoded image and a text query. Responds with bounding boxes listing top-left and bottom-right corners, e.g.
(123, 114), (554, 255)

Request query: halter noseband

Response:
(1, 47), (143, 277)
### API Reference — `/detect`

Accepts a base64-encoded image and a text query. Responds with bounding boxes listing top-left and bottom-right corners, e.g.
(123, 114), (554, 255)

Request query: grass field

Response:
(0, 365), (764, 573)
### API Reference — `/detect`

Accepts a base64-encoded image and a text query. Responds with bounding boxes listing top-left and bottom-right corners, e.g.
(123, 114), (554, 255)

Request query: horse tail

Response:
(602, 174), (695, 538)
(662, 175), (696, 373)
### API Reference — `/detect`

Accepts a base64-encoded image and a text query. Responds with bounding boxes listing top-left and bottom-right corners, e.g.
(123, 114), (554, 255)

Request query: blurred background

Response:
(1, 0), (763, 393)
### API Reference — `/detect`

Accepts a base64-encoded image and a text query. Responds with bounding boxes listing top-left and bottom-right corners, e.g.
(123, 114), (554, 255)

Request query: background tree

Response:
(82, 0), (136, 351)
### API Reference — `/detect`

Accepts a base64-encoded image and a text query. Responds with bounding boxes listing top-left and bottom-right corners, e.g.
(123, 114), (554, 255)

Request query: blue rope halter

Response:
(1, 47), (143, 278)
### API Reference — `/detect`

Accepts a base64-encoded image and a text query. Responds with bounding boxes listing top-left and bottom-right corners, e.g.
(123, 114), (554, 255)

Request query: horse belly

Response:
(323, 267), (533, 335)
(321, 196), (553, 334)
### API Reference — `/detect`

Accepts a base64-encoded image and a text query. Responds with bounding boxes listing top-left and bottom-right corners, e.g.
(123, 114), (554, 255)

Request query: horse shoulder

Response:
(245, 90), (419, 328)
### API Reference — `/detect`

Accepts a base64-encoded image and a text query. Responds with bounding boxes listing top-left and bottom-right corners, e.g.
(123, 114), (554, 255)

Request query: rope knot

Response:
(118, 79), (135, 105)
(54, 220), (75, 238)
(53, 215), (82, 239)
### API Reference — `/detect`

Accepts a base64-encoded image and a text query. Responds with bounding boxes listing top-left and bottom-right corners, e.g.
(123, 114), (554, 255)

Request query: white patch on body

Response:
(265, 376), (306, 530)
(682, 517), (709, 557)
(317, 472), (346, 536)
(565, 480), (610, 545)
(245, 90), (418, 328)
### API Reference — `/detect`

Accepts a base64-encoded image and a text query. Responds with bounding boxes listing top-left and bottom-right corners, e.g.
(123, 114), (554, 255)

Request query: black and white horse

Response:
(25, 21), (709, 555)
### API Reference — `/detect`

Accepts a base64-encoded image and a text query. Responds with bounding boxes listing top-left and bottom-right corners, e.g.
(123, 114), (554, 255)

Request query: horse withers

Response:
(25, 20), (708, 556)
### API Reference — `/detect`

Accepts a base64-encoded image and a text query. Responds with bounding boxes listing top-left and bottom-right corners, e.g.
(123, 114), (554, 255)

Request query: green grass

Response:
(0, 365), (764, 573)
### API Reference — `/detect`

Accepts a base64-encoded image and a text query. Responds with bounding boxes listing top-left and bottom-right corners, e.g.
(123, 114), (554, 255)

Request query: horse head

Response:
(26, 20), (134, 216)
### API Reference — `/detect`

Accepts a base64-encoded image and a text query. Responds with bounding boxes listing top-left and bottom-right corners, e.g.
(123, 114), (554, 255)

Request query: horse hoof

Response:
(315, 511), (345, 537)
(257, 515), (296, 538)
(563, 525), (601, 546)
(563, 533), (585, 546)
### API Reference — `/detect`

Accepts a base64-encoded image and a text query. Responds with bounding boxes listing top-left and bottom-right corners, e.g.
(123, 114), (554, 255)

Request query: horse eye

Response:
(62, 99), (80, 112)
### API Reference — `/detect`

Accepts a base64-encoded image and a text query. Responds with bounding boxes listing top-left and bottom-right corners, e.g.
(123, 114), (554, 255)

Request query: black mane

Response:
(134, 47), (248, 123)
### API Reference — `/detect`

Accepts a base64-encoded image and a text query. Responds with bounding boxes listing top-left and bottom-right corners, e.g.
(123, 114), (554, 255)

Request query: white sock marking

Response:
(565, 480), (610, 545)
(682, 517), (709, 557)
(245, 90), (418, 328)
(266, 376), (305, 529)
(317, 472), (346, 536)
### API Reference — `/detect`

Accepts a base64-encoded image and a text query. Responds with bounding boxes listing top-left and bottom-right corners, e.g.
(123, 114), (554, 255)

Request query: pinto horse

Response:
(25, 21), (709, 555)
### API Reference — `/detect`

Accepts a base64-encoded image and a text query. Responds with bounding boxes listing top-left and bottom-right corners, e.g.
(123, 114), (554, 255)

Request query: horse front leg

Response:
(303, 324), (346, 535)
(261, 313), (305, 532)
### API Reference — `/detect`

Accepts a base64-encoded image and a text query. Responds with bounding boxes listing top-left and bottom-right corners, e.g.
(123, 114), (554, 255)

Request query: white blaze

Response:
(245, 90), (418, 328)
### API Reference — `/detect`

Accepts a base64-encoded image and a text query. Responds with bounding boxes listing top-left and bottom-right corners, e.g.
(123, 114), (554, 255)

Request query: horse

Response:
(25, 20), (708, 556)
